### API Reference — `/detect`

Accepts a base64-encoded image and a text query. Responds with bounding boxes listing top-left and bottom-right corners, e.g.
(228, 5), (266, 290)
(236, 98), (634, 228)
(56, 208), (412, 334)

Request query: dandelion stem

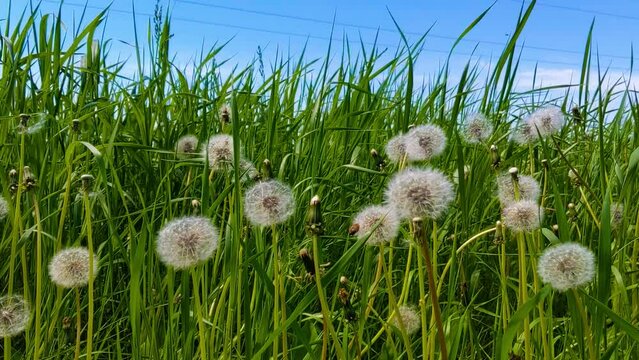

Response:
(32, 193), (43, 360)
(272, 227), (280, 359)
(311, 234), (345, 359)
(517, 232), (531, 360)
(417, 225), (448, 360)
(82, 190), (95, 360)
(192, 269), (208, 360)
(75, 288), (82, 360)
(380, 243), (414, 360)
(571, 289), (595, 360)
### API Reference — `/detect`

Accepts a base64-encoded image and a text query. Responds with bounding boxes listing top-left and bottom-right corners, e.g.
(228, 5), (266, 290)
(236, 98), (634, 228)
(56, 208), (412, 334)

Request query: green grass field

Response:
(1, 1), (639, 359)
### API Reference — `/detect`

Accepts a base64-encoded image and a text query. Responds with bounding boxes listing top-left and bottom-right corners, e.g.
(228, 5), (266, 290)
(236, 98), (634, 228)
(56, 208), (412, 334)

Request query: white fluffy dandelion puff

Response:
(0, 196), (8, 220)
(385, 134), (408, 164)
(538, 242), (595, 291)
(461, 113), (493, 143)
(352, 205), (400, 246)
(244, 180), (296, 226)
(175, 135), (199, 158)
(49, 247), (99, 288)
(404, 124), (447, 161)
(239, 158), (260, 182)
(502, 200), (543, 232)
(512, 107), (565, 144)
(496, 174), (541, 205)
(0, 295), (31, 337)
(156, 216), (219, 269)
(385, 168), (455, 220)
(391, 305), (420, 335)
(527, 106), (565, 137)
(205, 134), (236, 171)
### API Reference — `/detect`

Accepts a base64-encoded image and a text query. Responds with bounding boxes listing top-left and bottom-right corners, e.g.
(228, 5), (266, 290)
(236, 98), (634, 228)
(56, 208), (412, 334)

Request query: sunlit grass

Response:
(1, 1), (638, 359)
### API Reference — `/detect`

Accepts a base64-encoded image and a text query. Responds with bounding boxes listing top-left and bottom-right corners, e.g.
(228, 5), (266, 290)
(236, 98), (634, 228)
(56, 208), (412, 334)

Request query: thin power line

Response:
(509, 0), (639, 21)
(38, 0), (632, 71)
(174, 0), (634, 61)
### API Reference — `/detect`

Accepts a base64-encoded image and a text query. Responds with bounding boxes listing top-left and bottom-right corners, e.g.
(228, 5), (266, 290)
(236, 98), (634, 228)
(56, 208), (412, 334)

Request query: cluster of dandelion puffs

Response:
(512, 106), (565, 145)
(385, 123), (447, 164)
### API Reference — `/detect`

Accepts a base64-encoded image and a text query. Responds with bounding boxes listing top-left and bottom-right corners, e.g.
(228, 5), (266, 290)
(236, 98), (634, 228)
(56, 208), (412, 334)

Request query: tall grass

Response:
(1, 1), (639, 359)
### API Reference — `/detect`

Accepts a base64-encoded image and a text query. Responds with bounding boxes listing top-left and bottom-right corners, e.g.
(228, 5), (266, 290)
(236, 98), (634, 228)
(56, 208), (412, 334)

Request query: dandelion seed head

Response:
(0, 196), (8, 220)
(244, 180), (295, 226)
(239, 158), (260, 182)
(462, 113), (493, 143)
(391, 305), (420, 335)
(49, 247), (99, 288)
(528, 106), (565, 136)
(175, 135), (199, 158)
(496, 174), (541, 205)
(385, 168), (455, 220)
(156, 216), (219, 269)
(385, 134), (408, 164)
(404, 124), (447, 161)
(0, 295), (31, 338)
(538, 242), (595, 291)
(353, 205), (400, 246)
(511, 121), (535, 145)
(219, 104), (231, 123)
(502, 200), (543, 232)
(611, 202), (624, 227)
(205, 134), (236, 171)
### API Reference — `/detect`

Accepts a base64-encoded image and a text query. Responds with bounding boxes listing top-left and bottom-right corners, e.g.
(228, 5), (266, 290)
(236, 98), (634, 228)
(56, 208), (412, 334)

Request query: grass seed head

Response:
(462, 113), (493, 143)
(244, 180), (295, 226)
(502, 200), (543, 232)
(156, 216), (219, 269)
(352, 205), (400, 246)
(0, 295), (31, 338)
(385, 168), (455, 220)
(404, 124), (447, 161)
(49, 247), (99, 288)
(538, 242), (595, 291)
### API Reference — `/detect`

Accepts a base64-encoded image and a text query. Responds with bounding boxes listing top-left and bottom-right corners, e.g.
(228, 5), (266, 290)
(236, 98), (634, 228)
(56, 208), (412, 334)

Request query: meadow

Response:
(1, 1), (639, 359)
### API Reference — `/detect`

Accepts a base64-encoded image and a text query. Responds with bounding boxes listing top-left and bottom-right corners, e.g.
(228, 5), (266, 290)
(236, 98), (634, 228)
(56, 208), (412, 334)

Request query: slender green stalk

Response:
(416, 226), (448, 360)
(32, 193), (43, 360)
(192, 269), (208, 360)
(82, 189), (95, 360)
(311, 234), (345, 359)
(517, 232), (531, 360)
(75, 288), (82, 360)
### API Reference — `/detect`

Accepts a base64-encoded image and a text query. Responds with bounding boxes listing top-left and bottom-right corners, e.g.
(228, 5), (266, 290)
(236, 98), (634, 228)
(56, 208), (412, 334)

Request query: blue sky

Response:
(5, 0), (639, 89)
